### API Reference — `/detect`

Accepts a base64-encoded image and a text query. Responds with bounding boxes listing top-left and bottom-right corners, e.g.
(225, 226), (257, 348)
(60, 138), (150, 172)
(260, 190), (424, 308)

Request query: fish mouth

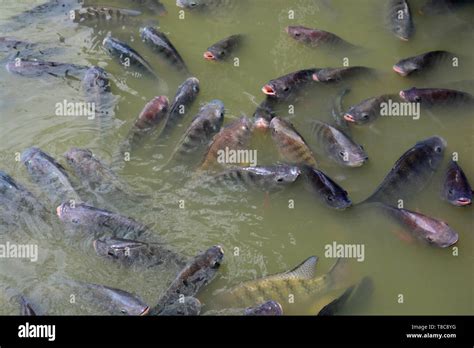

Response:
(312, 72), (320, 81)
(455, 197), (472, 206)
(343, 114), (356, 122)
(397, 35), (409, 42)
(203, 51), (216, 60)
(56, 204), (64, 218)
(392, 65), (408, 76)
(140, 306), (150, 316)
(399, 90), (407, 100)
(253, 117), (270, 131)
(262, 85), (276, 96)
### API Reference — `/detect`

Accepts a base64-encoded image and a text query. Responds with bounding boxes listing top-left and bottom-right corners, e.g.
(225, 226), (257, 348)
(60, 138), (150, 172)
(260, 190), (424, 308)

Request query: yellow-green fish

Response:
(213, 256), (351, 314)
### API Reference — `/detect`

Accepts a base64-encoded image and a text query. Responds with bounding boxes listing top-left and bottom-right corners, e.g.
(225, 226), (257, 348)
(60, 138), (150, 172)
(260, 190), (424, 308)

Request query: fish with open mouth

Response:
(310, 120), (368, 167)
(393, 51), (455, 77)
(140, 27), (188, 73)
(442, 160), (472, 206)
(387, 0), (414, 41)
(204, 34), (243, 61)
(270, 117), (318, 167)
(362, 136), (447, 205)
(344, 94), (397, 125)
(261, 69), (318, 99)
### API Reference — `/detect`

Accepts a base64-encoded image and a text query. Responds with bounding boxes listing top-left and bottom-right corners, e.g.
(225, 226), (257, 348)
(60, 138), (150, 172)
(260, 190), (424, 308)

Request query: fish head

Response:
(204, 41), (229, 61)
(204, 99), (225, 132)
(20, 147), (41, 167)
(93, 237), (148, 261)
(56, 202), (87, 225)
(197, 245), (225, 270)
(176, 0), (206, 9)
(64, 147), (93, 168)
(425, 220), (459, 248)
(418, 136), (446, 170)
(392, 23), (413, 41)
(444, 162), (472, 206)
(399, 87), (422, 103)
(285, 26), (314, 44)
(338, 144), (369, 167)
(253, 116), (271, 131)
(393, 59), (419, 76)
(102, 36), (115, 55)
(344, 98), (379, 125)
(183, 77), (200, 96)
(103, 287), (150, 316)
(272, 165), (301, 185)
(262, 75), (293, 98)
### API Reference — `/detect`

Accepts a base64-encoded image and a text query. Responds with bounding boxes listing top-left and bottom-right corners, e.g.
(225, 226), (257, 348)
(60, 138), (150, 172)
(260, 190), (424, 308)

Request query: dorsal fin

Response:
(268, 256), (318, 281)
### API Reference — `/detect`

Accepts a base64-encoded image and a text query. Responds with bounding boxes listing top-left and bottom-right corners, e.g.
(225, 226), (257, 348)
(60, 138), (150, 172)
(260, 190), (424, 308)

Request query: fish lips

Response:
(343, 113), (356, 123)
(453, 197), (472, 206)
(203, 51), (216, 61)
(262, 84), (276, 96)
(392, 64), (409, 76)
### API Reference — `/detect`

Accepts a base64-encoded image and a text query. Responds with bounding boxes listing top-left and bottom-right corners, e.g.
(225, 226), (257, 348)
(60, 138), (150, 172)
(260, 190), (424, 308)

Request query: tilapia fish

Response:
(0, 171), (46, 216)
(442, 160), (472, 206)
(128, 95), (170, 143)
(363, 136), (446, 205)
(312, 66), (374, 83)
(21, 147), (80, 207)
(72, 7), (143, 26)
(199, 116), (254, 171)
(161, 77), (200, 137)
(151, 245), (224, 315)
(64, 147), (127, 195)
(6, 59), (87, 79)
(56, 202), (149, 239)
(94, 237), (187, 268)
(270, 117), (317, 167)
(300, 165), (352, 210)
(262, 69), (318, 99)
(344, 94), (397, 125)
(210, 165), (301, 192)
(214, 256), (352, 314)
(286, 26), (357, 49)
(387, 0), (414, 41)
(311, 120), (368, 167)
(141, 27), (188, 72)
(376, 203), (459, 248)
(82, 66), (116, 123)
(399, 87), (474, 107)
(393, 51), (455, 77)
(204, 34), (243, 61)
(102, 36), (157, 79)
(167, 100), (225, 166)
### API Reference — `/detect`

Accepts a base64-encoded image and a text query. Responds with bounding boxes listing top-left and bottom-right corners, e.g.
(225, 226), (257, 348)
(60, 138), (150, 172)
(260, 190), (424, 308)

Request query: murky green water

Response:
(0, 0), (472, 315)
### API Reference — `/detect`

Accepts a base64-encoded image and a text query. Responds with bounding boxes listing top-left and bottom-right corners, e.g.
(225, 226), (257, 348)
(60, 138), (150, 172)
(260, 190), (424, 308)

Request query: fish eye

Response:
(71, 218), (79, 224)
(414, 96), (421, 102)
(283, 87), (289, 92)
(359, 145), (365, 150)
(448, 189), (454, 195)
(435, 146), (442, 153)
(327, 195), (334, 202)
(361, 113), (369, 120)
(339, 151), (346, 158)
(120, 309), (127, 314)
(277, 177), (284, 182)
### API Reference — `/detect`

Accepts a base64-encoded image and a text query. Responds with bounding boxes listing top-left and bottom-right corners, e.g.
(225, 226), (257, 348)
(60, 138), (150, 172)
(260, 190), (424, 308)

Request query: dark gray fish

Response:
(387, 0), (414, 41)
(344, 94), (396, 125)
(311, 120), (368, 167)
(56, 202), (149, 239)
(64, 148), (126, 195)
(442, 160), (472, 206)
(157, 297), (201, 316)
(102, 36), (157, 79)
(211, 165), (301, 192)
(93, 237), (187, 268)
(71, 280), (149, 315)
(376, 203), (459, 248)
(363, 136), (447, 204)
(6, 58), (88, 79)
(301, 165), (352, 209)
(393, 51), (454, 76)
(72, 6), (142, 27)
(161, 77), (200, 137)
(19, 296), (38, 316)
(286, 26), (357, 49)
(244, 300), (283, 316)
(262, 69), (318, 99)
(140, 27), (188, 72)
(204, 34), (242, 61)
(176, 0), (227, 10)
(0, 171), (46, 216)
(82, 66), (116, 122)
(399, 87), (474, 107)
(130, 95), (170, 136)
(312, 66), (374, 83)
(420, 0), (474, 15)
(0, 37), (34, 53)
(21, 147), (80, 207)
(168, 100), (225, 164)
(150, 245), (224, 315)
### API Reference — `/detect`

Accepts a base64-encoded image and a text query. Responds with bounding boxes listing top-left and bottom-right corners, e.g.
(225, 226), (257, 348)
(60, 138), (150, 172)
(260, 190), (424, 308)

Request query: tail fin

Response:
(328, 258), (351, 288)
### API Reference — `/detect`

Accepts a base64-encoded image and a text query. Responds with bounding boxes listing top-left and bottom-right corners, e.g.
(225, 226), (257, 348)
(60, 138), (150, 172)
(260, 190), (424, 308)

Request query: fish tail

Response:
(327, 258), (351, 288)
